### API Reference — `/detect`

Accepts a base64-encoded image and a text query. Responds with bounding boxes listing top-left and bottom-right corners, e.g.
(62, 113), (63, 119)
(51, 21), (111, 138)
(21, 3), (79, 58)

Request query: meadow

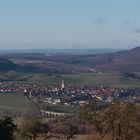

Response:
(0, 93), (29, 113)
(0, 71), (140, 114)
(0, 71), (140, 88)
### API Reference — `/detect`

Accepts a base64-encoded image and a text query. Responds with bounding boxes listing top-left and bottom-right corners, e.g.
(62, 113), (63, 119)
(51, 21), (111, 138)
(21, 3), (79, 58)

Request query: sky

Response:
(0, 0), (140, 49)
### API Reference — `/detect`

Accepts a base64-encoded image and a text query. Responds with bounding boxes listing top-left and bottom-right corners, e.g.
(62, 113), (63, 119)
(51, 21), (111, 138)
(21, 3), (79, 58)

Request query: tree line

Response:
(0, 101), (140, 140)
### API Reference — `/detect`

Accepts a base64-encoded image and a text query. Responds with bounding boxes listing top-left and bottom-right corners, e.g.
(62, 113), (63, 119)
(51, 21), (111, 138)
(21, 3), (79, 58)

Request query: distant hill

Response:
(94, 46), (140, 72)
(0, 56), (68, 74)
(42, 46), (140, 72)
(0, 47), (140, 73)
(0, 57), (42, 72)
(0, 58), (18, 71)
(0, 48), (119, 55)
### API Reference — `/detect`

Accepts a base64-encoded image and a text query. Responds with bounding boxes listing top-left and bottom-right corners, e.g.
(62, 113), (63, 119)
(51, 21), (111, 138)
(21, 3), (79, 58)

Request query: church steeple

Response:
(61, 80), (65, 90)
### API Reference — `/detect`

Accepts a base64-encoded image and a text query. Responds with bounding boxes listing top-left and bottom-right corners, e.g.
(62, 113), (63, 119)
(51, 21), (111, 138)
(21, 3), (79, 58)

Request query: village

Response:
(0, 81), (140, 106)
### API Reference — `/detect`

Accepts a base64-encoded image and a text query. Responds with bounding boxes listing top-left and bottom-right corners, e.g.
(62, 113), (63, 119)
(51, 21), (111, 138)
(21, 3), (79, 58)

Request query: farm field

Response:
(0, 93), (30, 113)
(39, 102), (80, 113)
(0, 71), (140, 114)
(0, 71), (140, 88)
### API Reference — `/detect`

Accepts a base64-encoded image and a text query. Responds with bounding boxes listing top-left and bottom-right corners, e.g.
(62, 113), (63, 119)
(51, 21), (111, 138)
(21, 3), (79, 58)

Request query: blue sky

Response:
(0, 0), (140, 49)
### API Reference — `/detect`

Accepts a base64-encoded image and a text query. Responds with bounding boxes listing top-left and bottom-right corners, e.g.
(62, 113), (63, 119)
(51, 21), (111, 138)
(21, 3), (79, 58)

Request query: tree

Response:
(49, 115), (79, 140)
(115, 103), (140, 140)
(83, 100), (112, 140)
(105, 102), (121, 140)
(17, 105), (50, 140)
(82, 100), (140, 140)
(18, 116), (50, 140)
(0, 116), (16, 140)
(62, 123), (78, 140)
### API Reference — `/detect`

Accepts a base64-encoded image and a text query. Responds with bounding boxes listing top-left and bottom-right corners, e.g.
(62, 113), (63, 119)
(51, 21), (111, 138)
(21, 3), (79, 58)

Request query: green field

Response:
(0, 93), (79, 114)
(39, 102), (80, 113)
(0, 71), (140, 114)
(0, 71), (140, 87)
(0, 93), (30, 112)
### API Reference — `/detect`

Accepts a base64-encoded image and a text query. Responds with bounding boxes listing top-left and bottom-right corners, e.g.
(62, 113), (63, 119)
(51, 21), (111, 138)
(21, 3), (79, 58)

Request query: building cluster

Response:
(0, 81), (140, 105)
(0, 82), (24, 93)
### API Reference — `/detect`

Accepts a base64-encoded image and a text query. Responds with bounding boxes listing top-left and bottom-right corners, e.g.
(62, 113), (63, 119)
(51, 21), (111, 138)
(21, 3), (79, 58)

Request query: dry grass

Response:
(75, 134), (111, 140)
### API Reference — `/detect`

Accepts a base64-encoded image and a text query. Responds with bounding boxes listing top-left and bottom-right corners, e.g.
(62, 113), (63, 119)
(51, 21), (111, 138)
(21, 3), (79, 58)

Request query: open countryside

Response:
(0, 1), (140, 140)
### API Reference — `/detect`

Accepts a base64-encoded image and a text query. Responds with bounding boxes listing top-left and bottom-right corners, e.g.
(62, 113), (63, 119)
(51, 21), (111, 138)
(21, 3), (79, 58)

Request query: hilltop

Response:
(43, 46), (140, 72)
(0, 58), (18, 71)
(0, 46), (140, 73)
(94, 46), (140, 72)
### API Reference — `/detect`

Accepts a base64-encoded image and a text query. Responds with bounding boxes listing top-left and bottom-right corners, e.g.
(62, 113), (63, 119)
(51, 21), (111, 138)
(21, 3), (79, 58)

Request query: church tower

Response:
(61, 80), (65, 90)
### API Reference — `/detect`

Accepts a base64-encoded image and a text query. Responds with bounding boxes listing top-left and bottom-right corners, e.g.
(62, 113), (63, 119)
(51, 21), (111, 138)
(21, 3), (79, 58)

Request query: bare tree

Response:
(82, 101), (140, 140)
(115, 103), (140, 140)
(83, 100), (112, 140)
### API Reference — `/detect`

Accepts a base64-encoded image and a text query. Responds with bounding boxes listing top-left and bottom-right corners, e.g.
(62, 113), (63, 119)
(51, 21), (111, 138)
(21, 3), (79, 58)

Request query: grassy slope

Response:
(0, 71), (140, 87)
(7, 57), (140, 87)
(0, 93), (29, 112)
(28, 72), (140, 87)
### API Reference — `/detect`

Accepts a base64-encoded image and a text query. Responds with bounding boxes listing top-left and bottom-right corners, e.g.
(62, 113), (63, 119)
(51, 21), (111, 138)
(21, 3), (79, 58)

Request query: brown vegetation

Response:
(82, 101), (140, 140)
(1, 102), (140, 140)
